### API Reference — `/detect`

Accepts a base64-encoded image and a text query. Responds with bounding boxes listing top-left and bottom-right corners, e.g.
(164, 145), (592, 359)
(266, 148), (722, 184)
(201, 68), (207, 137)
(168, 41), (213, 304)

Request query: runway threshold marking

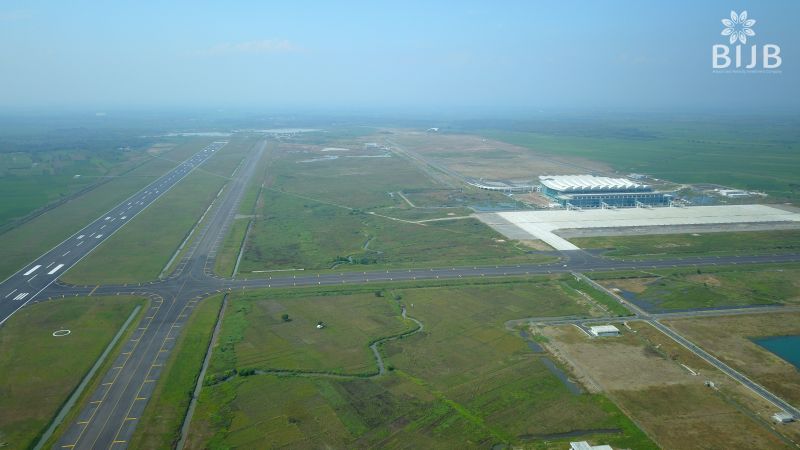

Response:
(23, 265), (41, 276)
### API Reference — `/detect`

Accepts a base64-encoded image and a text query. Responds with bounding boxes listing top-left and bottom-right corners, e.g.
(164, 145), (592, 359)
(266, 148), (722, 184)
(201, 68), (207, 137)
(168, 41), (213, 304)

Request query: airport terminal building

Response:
(539, 175), (671, 208)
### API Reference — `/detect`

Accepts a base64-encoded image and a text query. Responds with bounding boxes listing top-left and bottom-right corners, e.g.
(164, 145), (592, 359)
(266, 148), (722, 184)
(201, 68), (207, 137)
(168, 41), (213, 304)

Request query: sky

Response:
(0, 0), (797, 113)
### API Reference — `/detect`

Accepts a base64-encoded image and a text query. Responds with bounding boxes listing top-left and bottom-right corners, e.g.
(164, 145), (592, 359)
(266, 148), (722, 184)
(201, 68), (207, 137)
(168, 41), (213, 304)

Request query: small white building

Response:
(773, 412), (795, 423)
(570, 441), (613, 450)
(589, 325), (620, 337)
(718, 189), (751, 198)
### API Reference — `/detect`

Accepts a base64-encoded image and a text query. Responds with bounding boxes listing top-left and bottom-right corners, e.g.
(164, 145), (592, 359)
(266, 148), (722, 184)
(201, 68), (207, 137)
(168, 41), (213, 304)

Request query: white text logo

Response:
(712, 10), (781, 72)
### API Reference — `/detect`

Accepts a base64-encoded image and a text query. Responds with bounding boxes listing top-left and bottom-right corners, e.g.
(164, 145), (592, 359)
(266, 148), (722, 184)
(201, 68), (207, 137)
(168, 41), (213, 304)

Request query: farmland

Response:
(0, 296), (142, 449)
(185, 278), (653, 449)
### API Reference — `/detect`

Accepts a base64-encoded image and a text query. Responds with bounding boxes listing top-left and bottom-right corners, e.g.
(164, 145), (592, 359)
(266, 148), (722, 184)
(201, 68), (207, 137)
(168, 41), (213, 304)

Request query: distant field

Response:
(592, 264), (800, 311)
(0, 142), (159, 230)
(186, 279), (653, 449)
(62, 136), (255, 284)
(0, 138), (213, 281)
(237, 137), (555, 274)
(129, 295), (223, 450)
(481, 117), (800, 201)
(571, 229), (800, 259)
(0, 296), (142, 449)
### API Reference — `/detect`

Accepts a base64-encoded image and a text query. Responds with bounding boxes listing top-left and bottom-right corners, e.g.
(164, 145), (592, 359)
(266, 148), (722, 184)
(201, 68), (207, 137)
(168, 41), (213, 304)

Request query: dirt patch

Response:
(598, 278), (654, 294)
(387, 131), (609, 180)
(686, 274), (722, 286)
(538, 325), (692, 392)
(518, 240), (551, 251)
(146, 143), (176, 155)
(538, 321), (799, 449)
(614, 384), (791, 450)
(653, 242), (691, 249)
(665, 313), (800, 405)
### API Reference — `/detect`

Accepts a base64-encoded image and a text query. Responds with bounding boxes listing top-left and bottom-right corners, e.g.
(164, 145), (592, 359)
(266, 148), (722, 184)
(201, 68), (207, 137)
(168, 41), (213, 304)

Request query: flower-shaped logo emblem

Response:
(721, 10), (756, 44)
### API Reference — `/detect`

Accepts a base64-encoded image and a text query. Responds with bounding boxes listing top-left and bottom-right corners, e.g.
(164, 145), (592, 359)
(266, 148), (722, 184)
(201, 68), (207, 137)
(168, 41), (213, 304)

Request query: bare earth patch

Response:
(387, 131), (609, 180)
(597, 277), (655, 294)
(537, 322), (797, 449)
(665, 313), (800, 405)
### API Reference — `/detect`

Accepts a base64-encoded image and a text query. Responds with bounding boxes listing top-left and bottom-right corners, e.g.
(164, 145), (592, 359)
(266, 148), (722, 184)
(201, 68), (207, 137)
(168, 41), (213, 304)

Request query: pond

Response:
(753, 335), (800, 370)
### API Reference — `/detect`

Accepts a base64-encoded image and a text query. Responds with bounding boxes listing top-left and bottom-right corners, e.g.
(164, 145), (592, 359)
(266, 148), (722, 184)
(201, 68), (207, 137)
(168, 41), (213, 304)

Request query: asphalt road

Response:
(0, 140), (228, 327)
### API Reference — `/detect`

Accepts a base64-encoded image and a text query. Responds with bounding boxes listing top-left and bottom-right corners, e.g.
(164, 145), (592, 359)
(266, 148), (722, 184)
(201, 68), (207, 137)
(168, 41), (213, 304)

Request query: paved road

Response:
(53, 139), (266, 449)
(0, 140), (227, 327)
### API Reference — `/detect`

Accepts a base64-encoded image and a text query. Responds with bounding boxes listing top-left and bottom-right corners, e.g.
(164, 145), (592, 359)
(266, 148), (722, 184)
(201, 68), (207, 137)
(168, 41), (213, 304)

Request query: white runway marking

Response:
(13, 292), (29, 301)
(5, 289), (17, 298)
(96, 234), (103, 239)
(28, 274), (37, 282)
(23, 265), (41, 276)
(77, 235), (85, 239)
(62, 251), (70, 256)
(48, 264), (65, 275)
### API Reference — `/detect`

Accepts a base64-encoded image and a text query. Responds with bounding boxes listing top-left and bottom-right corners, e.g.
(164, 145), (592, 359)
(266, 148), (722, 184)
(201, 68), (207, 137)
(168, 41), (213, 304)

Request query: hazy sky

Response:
(0, 1), (797, 112)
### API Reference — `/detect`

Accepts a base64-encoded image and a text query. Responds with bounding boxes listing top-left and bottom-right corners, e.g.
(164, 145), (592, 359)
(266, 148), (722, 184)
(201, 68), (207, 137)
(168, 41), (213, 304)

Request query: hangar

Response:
(589, 325), (621, 337)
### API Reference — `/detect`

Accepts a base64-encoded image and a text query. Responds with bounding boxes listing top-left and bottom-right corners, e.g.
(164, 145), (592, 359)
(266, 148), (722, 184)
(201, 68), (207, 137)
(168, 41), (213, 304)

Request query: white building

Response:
(773, 412), (795, 423)
(588, 325), (620, 337)
(570, 441), (613, 450)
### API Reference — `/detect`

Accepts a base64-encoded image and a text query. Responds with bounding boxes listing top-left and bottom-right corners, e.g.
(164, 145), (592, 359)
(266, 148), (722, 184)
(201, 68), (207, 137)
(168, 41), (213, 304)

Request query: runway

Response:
(0, 140), (228, 327)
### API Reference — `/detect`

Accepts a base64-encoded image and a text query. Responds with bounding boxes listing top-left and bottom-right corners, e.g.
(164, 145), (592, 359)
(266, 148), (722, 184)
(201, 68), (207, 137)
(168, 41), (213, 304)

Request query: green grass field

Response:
(62, 136), (255, 284)
(186, 279), (653, 449)
(571, 229), (800, 259)
(238, 139), (554, 274)
(482, 116), (800, 201)
(0, 296), (142, 449)
(591, 264), (800, 311)
(129, 295), (223, 450)
(209, 291), (413, 376)
(0, 139), (214, 281)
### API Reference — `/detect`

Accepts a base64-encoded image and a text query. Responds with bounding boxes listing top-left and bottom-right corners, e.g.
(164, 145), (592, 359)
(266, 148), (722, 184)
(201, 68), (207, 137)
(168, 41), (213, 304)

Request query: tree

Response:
(282, 313), (291, 322)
